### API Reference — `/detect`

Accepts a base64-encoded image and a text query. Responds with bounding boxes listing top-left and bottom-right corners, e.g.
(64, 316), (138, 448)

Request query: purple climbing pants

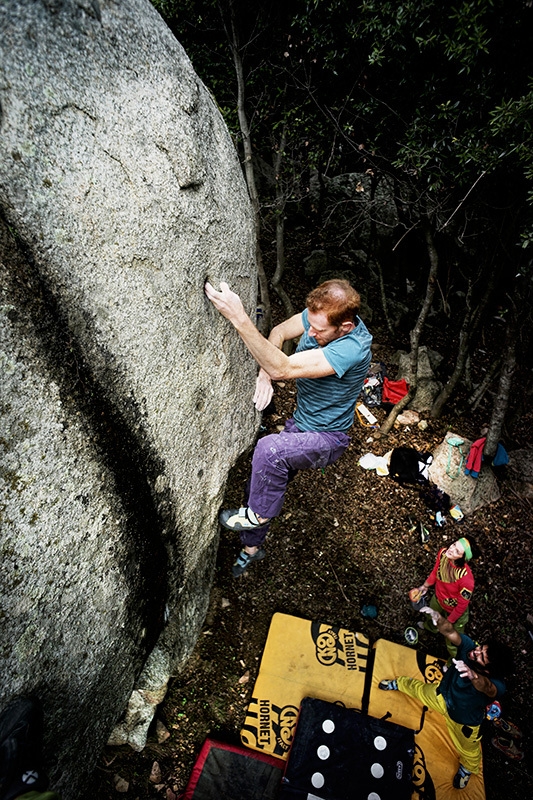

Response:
(241, 418), (350, 547)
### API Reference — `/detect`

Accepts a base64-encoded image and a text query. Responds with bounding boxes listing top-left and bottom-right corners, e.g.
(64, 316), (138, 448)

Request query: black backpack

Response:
(419, 483), (451, 512)
(389, 447), (432, 486)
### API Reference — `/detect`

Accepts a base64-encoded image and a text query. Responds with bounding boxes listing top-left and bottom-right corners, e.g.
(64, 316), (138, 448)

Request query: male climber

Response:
(204, 278), (372, 576)
(379, 606), (511, 790)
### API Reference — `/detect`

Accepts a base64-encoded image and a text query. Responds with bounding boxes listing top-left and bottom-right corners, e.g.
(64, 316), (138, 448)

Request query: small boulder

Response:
(156, 720), (171, 744)
(396, 410), (420, 425)
(303, 250), (328, 277)
(113, 774), (129, 793)
(149, 762), (162, 784)
(428, 432), (500, 515)
(394, 347), (443, 413)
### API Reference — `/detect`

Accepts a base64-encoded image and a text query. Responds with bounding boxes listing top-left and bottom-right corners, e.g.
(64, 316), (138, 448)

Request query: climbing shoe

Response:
(232, 548), (266, 577)
(491, 735), (524, 761)
(378, 680), (398, 691)
(219, 507), (269, 531)
(452, 764), (471, 789)
(493, 717), (523, 739)
(0, 696), (49, 800)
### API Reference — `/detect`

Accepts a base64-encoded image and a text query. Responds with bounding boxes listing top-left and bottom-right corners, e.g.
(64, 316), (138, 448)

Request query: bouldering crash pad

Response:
(241, 613), (370, 759)
(369, 638), (486, 800)
(280, 696), (414, 800)
(181, 738), (284, 800)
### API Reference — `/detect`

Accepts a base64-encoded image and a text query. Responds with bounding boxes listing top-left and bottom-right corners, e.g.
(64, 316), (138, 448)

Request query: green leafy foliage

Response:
(152, 0), (533, 259)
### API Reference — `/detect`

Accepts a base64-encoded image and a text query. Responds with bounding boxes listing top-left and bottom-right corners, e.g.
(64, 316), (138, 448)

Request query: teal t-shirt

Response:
(439, 634), (506, 726)
(293, 309), (372, 432)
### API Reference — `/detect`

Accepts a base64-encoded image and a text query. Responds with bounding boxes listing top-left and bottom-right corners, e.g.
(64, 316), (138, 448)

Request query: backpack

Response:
(419, 483), (451, 513)
(389, 447), (433, 486)
(361, 362), (387, 408)
(382, 377), (409, 404)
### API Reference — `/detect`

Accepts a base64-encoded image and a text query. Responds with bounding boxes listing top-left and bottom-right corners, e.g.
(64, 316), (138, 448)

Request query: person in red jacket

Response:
(411, 537), (478, 658)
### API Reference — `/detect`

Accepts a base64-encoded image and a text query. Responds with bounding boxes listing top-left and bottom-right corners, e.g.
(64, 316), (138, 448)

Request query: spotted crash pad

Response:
(279, 696), (414, 800)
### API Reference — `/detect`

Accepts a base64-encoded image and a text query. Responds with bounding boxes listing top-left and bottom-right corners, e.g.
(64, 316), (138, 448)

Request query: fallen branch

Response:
(326, 561), (352, 604)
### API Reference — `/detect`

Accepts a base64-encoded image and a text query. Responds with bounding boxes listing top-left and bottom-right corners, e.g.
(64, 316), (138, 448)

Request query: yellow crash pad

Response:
(241, 612), (370, 759)
(369, 638), (485, 800)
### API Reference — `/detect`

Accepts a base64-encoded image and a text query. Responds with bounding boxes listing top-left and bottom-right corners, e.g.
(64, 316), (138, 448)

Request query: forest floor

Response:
(91, 284), (533, 800)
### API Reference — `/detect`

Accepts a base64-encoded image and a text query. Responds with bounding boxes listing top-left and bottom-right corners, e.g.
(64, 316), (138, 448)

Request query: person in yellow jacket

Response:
(380, 606), (511, 790)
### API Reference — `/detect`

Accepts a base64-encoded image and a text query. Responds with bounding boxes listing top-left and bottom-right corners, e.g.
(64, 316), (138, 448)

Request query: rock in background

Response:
(309, 170), (399, 253)
(428, 432), (501, 515)
(506, 449), (533, 498)
(394, 346), (443, 413)
(0, 0), (256, 796)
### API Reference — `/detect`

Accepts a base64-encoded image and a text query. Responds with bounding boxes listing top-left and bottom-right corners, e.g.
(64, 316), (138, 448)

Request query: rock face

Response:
(428, 432), (501, 515)
(0, 1), (256, 796)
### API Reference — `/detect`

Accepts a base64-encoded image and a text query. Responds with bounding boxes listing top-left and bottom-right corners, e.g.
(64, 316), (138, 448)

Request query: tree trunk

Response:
(369, 173), (394, 337)
(377, 259), (395, 338)
(223, 1), (272, 332)
(379, 222), (438, 436)
(485, 326), (516, 459)
(431, 260), (501, 417)
(271, 124), (294, 329)
(431, 280), (475, 418)
(466, 356), (502, 412)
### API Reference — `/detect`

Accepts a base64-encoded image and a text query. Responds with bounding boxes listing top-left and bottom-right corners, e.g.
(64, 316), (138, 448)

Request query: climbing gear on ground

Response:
(389, 447), (432, 486)
(361, 362), (386, 408)
(378, 680), (398, 691)
(219, 507), (269, 531)
(449, 504), (464, 521)
(361, 604), (378, 619)
(453, 764), (471, 789)
(485, 701), (502, 721)
(382, 377), (409, 404)
(356, 403), (379, 427)
(493, 717), (522, 739)
(491, 735), (524, 761)
(404, 626), (418, 645)
(446, 436), (465, 478)
(232, 548), (266, 577)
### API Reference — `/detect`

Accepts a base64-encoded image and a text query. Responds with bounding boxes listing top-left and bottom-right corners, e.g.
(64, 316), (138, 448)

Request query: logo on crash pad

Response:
(416, 652), (445, 684)
(311, 622), (368, 671)
(241, 698), (299, 755)
(411, 743), (436, 799)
